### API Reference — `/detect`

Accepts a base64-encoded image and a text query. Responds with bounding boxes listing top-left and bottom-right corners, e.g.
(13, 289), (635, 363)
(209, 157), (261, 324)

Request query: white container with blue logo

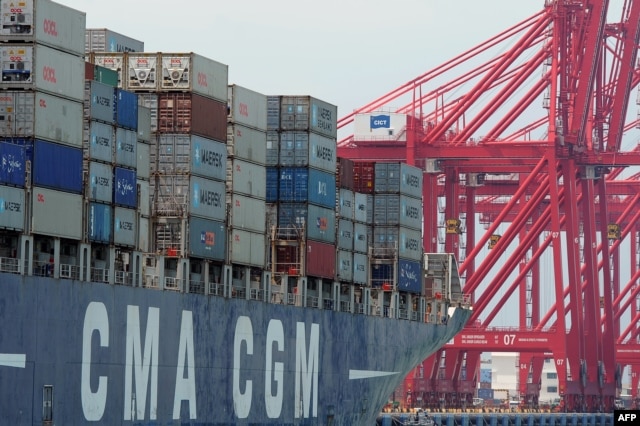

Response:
(88, 161), (113, 203)
(374, 162), (423, 198)
(156, 134), (226, 180)
(373, 226), (422, 261)
(279, 96), (337, 139)
(353, 222), (369, 254)
(337, 219), (353, 251)
(338, 188), (354, 220)
(84, 120), (114, 163)
(352, 252), (368, 285)
(373, 194), (422, 230)
(114, 206), (136, 247)
(84, 80), (114, 124)
(0, 185), (26, 231)
(353, 192), (369, 223)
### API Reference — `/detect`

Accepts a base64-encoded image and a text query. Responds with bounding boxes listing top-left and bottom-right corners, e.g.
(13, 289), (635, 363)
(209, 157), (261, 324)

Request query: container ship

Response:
(0, 1), (472, 424)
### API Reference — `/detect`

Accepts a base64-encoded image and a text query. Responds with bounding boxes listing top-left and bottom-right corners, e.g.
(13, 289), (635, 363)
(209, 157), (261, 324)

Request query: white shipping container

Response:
(227, 159), (266, 199)
(0, 91), (83, 146)
(0, 44), (85, 101)
(229, 228), (265, 267)
(160, 52), (228, 102)
(84, 120), (114, 163)
(85, 28), (144, 54)
(136, 142), (150, 180)
(353, 112), (407, 141)
(114, 206), (136, 247)
(126, 52), (159, 91)
(352, 252), (368, 285)
(226, 123), (267, 165)
(88, 161), (113, 203)
(90, 52), (125, 88)
(31, 186), (82, 239)
(229, 193), (266, 233)
(0, 0), (86, 55)
(137, 179), (150, 217)
(0, 185), (26, 231)
(228, 84), (267, 131)
(138, 216), (149, 252)
(353, 192), (368, 223)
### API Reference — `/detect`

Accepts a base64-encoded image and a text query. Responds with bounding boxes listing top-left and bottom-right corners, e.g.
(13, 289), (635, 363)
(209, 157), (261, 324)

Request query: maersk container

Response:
(229, 193), (266, 234)
(336, 249), (353, 282)
(374, 194), (422, 230)
(159, 52), (228, 102)
(0, 91), (83, 146)
(1, 44), (85, 101)
(188, 216), (226, 260)
(280, 96), (337, 139)
(373, 226), (422, 261)
(278, 131), (336, 173)
(33, 140), (82, 193)
(226, 123), (267, 165)
(189, 176), (226, 221)
(88, 161), (112, 203)
(84, 120), (114, 163)
(229, 228), (266, 267)
(353, 192), (368, 223)
(398, 259), (422, 294)
(136, 142), (150, 180)
(278, 167), (336, 209)
(87, 202), (112, 243)
(338, 188), (354, 219)
(138, 216), (149, 252)
(113, 206), (136, 247)
(90, 53), (125, 88)
(228, 84), (267, 131)
(266, 131), (279, 166)
(227, 159), (266, 199)
(31, 186), (82, 239)
(278, 202), (336, 244)
(84, 80), (114, 124)
(113, 166), (137, 208)
(0, 0), (86, 55)
(137, 179), (150, 217)
(352, 252), (368, 285)
(0, 141), (27, 187)
(156, 134), (226, 179)
(375, 162), (423, 198)
(306, 240), (336, 279)
(158, 92), (227, 141)
(137, 105), (151, 142)
(337, 219), (353, 251)
(115, 88), (138, 130)
(85, 28), (144, 54)
(353, 222), (369, 254)
(266, 167), (278, 202)
(115, 127), (137, 168)
(0, 185), (25, 231)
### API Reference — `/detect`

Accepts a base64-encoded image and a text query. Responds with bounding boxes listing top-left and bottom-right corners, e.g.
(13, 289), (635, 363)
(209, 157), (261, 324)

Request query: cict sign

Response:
(370, 114), (391, 129)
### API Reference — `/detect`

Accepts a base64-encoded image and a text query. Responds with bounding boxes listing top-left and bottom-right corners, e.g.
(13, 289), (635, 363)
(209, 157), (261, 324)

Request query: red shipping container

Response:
(306, 240), (336, 279)
(158, 92), (227, 141)
(336, 157), (354, 190)
(85, 61), (94, 80)
(275, 245), (301, 275)
(353, 161), (375, 194)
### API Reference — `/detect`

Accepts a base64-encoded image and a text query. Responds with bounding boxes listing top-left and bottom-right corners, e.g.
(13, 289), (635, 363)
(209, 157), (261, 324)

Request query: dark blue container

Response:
(88, 202), (112, 243)
(398, 259), (422, 293)
(33, 140), (82, 193)
(115, 89), (138, 130)
(113, 167), (137, 208)
(370, 263), (393, 288)
(266, 167), (278, 202)
(278, 167), (336, 208)
(0, 141), (27, 187)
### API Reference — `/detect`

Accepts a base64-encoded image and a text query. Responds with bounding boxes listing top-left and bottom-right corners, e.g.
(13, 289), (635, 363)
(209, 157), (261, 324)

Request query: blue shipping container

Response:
(371, 263), (393, 288)
(266, 167), (278, 202)
(33, 140), (82, 193)
(115, 89), (138, 130)
(113, 167), (137, 208)
(398, 259), (422, 293)
(88, 202), (112, 243)
(0, 141), (27, 187)
(278, 167), (336, 208)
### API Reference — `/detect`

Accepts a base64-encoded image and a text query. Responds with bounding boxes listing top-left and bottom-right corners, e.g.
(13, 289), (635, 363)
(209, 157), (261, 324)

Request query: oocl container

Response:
(189, 176), (226, 221)
(228, 84), (267, 131)
(84, 80), (114, 124)
(115, 127), (137, 168)
(114, 206), (136, 247)
(160, 53), (228, 102)
(0, 0), (86, 56)
(305, 240), (336, 279)
(31, 186), (82, 239)
(158, 92), (227, 141)
(227, 159), (266, 199)
(226, 123), (267, 165)
(0, 185), (26, 231)
(87, 202), (112, 243)
(336, 249), (353, 282)
(85, 28), (144, 54)
(0, 141), (27, 187)
(115, 88), (138, 130)
(125, 52), (159, 90)
(113, 167), (137, 208)
(352, 252), (368, 285)
(0, 91), (83, 146)
(84, 120), (114, 163)
(88, 161), (113, 203)
(277, 167), (336, 209)
(278, 202), (336, 244)
(0, 44), (85, 101)
(156, 134), (226, 180)
(33, 140), (82, 193)
(398, 258), (422, 294)
(188, 216), (226, 260)
(279, 96), (337, 139)
(229, 228), (266, 267)
(229, 193), (266, 233)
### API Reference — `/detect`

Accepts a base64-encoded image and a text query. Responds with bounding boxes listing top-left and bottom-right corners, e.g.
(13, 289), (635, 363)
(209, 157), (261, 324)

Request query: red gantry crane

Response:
(338, 0), (640, 412)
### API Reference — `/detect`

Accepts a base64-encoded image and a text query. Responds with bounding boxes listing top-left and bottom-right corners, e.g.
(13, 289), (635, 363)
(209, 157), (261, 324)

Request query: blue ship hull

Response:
(0, 272), (471, 425)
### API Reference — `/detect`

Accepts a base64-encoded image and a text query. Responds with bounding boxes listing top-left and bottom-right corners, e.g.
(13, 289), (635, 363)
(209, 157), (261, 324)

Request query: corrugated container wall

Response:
(398, 259), (422, 294)
(159, 53), (228, 102)
(266, 167), (278, 202)
(136, 142), (150, 180)
(88, 161), (113, 203)
(113, 167), (137, 208)
(229, 229), (265, 267)
(113, 207), (136, 247)
(92, 64), (119, 87)
(0, 91), (83, 146)
(352, 252), (368, 285)
(266, 96), (279, 130)
(33, 140), (82, 193)
(266, 131), (279, 166)
(0, 142), (27, 187)
(85, 28), (144, 54)
(137, 179), (150, 217)
(0, 185), (25, 230)
(372, 226), (422, 261)
(278, 203), (336, 244)
(137, 106), (151, 142)
(305, 240), (336, 279)
(278, 132), (336, 173)
(84, 80), (115, 124)
(277, 167), (336, 209)
(1, 44), (85, 101)
(336, 250), (352, 282)
(279, 96), (337, 139)
(84, 120), (114, 163)
(353, 222), (369, 254)
(158, 92), (227, 141)
(336, 219), (353, 251)
(373, 194), (422, 229)
(374, 162), (423, 198)
(353, 161), (375, 194)
(227, 159), (266, 199)
(226, 124), (267, 165)
(337, 188), (354, 220)
(155, 134), (226, 180)
(188, 217), (226, 260)
(87, 202), (112, 243)
(189, 176), (226, 221)
(31, 186), (82, 239)
(115, 128), (137, 168)
(115, 89), (138, 130)
(353, 192), (368, 223)
(137, 94), (157, 132)
(138, 216), (149, 252)
(0, 0), (86, 55)
(336, 157), (354, 190)
(229, 194), (266, 234)
(228, 84), (267, 131)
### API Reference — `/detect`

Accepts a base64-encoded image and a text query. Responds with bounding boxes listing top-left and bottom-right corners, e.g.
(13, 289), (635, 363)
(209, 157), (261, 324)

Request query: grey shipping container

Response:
(353, 192), (368, 223)
(279, 131), (336, 173)
(227, 159), (266, 199)
(228, 84), (267, 131)
(336, 250), (353, 282)
(88, 161), (113, 203)
(84, 80), (115, 124)
(229, 193), (266, 234)
(352, 252), (368, 285)
(159, 53), (228, 102)
(226, 123), (267, 165)
(374, 194), (422, 230)
(189, 176), (226, 221)
(0, 0), (86, 55)
(1, 44), (85, 102)
(137, 105), (151, 142)
(337, 219), (353, 251)
(338, 188), (354, 220)
(353, 222), (369, 254)
(137, 179), (150, 217)
(267, 96), (279, 130)
(278, 203), (336, 244)
(84, 120), (114, 163)
(374, 162), (423, 198)
(373, 226), (422, 261)
(115, 128), (137, 169)
(138, 216), (149, 252)
(188, 217), (226, 260)
(279, 96), (337, 139)
(136, 142), (150, 180)
(229, 228), (266, 267)
(113, 206), (136, 247)
(85, 28), (144, 54)
(156, 134), (226, 180)
(0, 185), (25, 231)
(0, 91), (83, 146)
(266, 131), (279, 166)
(137, 94), (158, 133)
(31, 186), (82, 239)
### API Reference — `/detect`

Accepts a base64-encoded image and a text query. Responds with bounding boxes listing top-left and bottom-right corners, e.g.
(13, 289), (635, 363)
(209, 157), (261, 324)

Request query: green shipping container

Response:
(94, 64), (119, 88)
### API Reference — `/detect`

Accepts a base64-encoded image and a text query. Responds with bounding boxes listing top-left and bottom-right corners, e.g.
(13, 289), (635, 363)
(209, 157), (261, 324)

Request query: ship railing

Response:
(249, 288), (265, 301)
(114, 270), (133, 286)
(232, 286), (247, 299)
(189, 280), (205, 295)
(307, 296), (320, 308)
(340, 300), (351, 312)
(271, 291), (285, 304)
(398, 308), (409, 320)
(323, 299), (334, 310)
(208, 281), (223, 296)
(355, 302), (365, 315)
(286, 293), (299, 306)
(33, 260), (54, 277)
(91, 268), (110, 283)
(144, 275), (159, 289)
(59, 264), (80, 280)
(410, 311), (420, 321)
(0, 256), (20, 274)
(164, 277), (183, 292)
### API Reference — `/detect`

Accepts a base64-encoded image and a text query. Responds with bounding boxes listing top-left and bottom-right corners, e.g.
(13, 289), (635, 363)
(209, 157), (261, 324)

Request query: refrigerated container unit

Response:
(0, 0), (86, 56)
(278, 96), (337, 139)
(87, 161), (113, 203)
(115, 88), (138, 131)
(83, 120), (114, 164)
(155, 174), (225, 221)
(85, 28), (144, 54)
(113, 166), (137, 208)
(115, 127), (137, 169)
(89, 52), (125, 88)
(229, 228), (266, 267)
(337, 188), (354, 220)
(125, 52), (159, 91)
(266, 131), (279, 166)
(226, 123), (267, 165)
(113, 206), (136, 247)
(305, 240), (336, 280)
(227, 84), (267, 131)
(159, 53), (228, 102)
(85, 62), (119, 87)
(228, 193), (266, 234)
(277, 167), (336, 209)
(155, 134), (226, 179)
(137, 105), (152, 143)
(353, 161), (375, 194)
(277, 202), (336, 244)
(226, 159), (266, 200)
(0, 185), (26, 231)
(87, 202), (112, 244)
(1, 44), (85, 101)
(83, 80), (115, 124)
(0, 91), (83, 146)
(31, 186), (83, 240)
(0, 141), (28, 187)
(373, 194), (423, 229)
(278, 131), (336, 173)
(33, 140), (82, 194)
(157, 92), (227, 141)
(374, 162), (423, 198)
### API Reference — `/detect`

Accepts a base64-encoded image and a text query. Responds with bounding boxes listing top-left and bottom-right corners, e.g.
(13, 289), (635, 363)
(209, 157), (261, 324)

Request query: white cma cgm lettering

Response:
(233, 317), (320, 419)
(81, 303), (197, 422)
